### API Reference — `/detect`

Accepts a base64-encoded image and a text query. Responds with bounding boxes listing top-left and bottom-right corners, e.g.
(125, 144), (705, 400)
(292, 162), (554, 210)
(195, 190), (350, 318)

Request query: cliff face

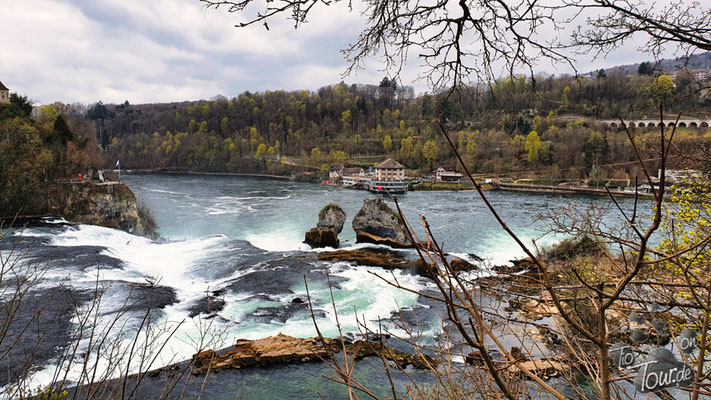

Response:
(47, 183), (158, 239)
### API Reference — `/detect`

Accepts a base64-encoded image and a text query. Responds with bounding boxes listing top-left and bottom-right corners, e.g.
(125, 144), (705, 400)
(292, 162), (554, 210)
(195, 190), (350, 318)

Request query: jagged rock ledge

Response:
(150, 333), (438, 376)
(318, 247), (478, 277)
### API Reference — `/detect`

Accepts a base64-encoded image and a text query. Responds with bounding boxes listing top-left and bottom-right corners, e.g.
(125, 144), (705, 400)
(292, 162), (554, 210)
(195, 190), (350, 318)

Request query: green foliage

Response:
(0, 93), (33, 121)
(310, 147), (323, 165)
(255, 143), (267, 158)
(650, 75), (674, 103)
(422, 140), (439, 168)
(559, 86), (571, 113)
(51, 115), (75, 147)
(656, 178), (711, 287)
(544, 236), (607, 261)
(94, 77), (711, 179)
(400, 136), (414, 160)
(320, 163), (330, 179)
(582, 131), (609, 174)
(383, 135), (392, 152)
(0, 100), (98, 216)
(341, 109), (352, 131)
(524, 131), (541, 163)
(13, 386), (69, 400)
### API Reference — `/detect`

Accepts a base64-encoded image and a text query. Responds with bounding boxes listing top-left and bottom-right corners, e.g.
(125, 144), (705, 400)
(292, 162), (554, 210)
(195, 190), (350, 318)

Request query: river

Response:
(3, 174), (646, 399)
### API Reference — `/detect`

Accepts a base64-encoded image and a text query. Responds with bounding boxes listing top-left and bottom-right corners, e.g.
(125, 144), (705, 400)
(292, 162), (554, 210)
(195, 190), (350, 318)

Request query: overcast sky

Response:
(0, 1), (683, 105)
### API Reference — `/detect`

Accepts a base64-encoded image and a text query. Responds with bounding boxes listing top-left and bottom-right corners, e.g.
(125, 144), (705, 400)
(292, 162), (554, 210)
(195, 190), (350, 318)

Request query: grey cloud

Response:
(0, 1), (684, 104)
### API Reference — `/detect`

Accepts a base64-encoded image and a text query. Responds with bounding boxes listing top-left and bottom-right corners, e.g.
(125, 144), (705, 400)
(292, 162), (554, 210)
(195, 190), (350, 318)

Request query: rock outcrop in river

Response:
(49, 183), (158, 239)
(305, 203), (345, 248)
(317, 203), (346, 233)
(352, 198), (409, 247)
(189, 333), (437, 374)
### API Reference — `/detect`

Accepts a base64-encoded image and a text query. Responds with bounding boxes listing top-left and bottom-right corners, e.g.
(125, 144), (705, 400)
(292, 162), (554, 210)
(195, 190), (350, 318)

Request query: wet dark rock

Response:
(304, 203), (346, 248)
(304, 227), (339, 248)
(224, 257), (347, 296)
(352, 198), (407, 243)
(0, 286), (91, 387)
(188, 295), (226, 318)
(318, 248), (428, 275)
(291, 297), (304, 304)
(347, 340), (437, 369)
(449, 257), (477, 272)
(123, 284), (178, 312)
(494, 257), (539, 274)
(43, 183), (159, 239)
(466, 351), (485, 365)
(34, 245), (125, 271)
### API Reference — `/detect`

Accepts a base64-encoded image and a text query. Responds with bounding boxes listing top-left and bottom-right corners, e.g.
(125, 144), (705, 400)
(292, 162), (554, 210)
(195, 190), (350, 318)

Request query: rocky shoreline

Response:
(2, 182), (158, 239)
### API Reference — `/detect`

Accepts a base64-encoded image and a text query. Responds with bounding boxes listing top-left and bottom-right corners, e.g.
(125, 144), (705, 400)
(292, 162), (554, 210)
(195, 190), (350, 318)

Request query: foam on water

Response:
(245, 230), (309, 252)
(46, 224), (230, 291)
(10, 176), (608, 395)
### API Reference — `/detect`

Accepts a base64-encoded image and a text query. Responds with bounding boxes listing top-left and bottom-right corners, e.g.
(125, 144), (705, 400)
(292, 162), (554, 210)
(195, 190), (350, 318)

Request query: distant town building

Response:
(0, 81), (9, 104)
(329, 164), (345, 179)
(435, 167), (463, 183)
(370, 158), (407, 192)
(374, 158), (405, 181)
(694, 70), (710, 82)
(342, 167), (365, 176)
(660, 169), (703, 183)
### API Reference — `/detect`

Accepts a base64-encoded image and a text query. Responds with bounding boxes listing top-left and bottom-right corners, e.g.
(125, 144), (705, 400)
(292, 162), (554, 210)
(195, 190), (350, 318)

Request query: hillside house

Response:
(435, 167), (463, 183)
(0, 81), (8, 104)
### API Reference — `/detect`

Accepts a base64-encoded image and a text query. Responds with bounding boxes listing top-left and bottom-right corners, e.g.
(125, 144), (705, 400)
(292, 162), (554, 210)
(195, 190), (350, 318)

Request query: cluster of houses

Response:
(328, 158), (464, 193)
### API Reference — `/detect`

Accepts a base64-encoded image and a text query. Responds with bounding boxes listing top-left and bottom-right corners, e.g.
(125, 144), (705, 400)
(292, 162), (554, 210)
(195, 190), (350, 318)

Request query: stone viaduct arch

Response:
(597, 118), (710, 129)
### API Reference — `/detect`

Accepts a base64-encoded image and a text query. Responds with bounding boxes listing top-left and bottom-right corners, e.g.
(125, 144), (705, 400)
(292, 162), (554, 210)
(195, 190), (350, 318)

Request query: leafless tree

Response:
(199, 0), (710, 90)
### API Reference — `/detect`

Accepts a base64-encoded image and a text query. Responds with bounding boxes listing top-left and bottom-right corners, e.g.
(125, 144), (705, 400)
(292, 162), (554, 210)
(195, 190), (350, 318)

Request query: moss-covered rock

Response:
(317, 203), (346, 234)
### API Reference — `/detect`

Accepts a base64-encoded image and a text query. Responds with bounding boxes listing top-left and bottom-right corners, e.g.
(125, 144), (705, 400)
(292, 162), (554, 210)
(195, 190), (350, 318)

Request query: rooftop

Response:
(0, 81), (8, 91)
(375, 158), (405, 169)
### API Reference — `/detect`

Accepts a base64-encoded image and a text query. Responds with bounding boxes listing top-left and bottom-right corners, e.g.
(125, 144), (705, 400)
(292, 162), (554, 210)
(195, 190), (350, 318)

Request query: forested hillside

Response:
(12, 59), (711, 183)
(87, 69), (711, 180)
(0, 95), (101, 215)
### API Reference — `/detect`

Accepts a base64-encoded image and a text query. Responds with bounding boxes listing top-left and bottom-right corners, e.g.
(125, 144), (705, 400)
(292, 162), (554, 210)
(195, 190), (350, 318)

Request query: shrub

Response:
(543, 236), (606, 260)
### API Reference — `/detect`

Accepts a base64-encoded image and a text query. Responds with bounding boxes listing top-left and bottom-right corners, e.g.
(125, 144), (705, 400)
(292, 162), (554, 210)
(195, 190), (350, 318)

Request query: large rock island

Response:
(304, 203), (346, 248)
(352, 198), (410, 248)
(4, 181), (158, 239)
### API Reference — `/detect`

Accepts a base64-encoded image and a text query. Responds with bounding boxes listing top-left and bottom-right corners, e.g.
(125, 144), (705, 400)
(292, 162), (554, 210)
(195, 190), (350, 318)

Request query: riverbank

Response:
(412, 182), (495, 191)
(124, 168), (294, 180)
(495, 182), (659, 198)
